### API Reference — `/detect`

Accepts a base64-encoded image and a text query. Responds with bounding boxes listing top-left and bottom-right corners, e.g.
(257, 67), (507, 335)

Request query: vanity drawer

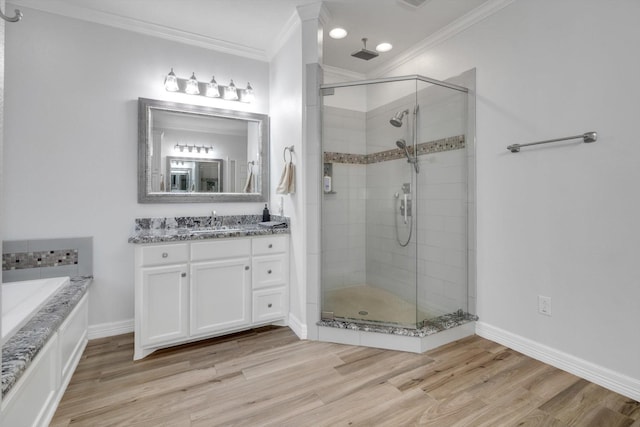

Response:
(140, 243), (188, 267)
(191, 239), (250, 262)
(252, 254), (287, 289)
(252, 235), (288, 256)
(252, 287), (286, 323)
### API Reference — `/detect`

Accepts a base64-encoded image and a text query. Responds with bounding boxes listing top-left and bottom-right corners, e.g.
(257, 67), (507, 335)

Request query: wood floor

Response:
(51, 327), (639, 426)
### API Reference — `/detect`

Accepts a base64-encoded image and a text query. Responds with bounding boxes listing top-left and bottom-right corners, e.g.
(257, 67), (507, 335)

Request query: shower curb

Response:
(317, 310), (478, 338)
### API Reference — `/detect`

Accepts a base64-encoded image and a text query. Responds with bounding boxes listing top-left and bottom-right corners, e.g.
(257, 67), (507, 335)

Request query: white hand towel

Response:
(243, 169), (254, 193)
(276, 161), (295, 194)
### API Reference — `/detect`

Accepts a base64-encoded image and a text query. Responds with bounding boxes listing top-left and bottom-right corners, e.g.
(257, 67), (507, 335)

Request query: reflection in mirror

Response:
(138, 98), (269, 203)
(166, 157), (223, 193)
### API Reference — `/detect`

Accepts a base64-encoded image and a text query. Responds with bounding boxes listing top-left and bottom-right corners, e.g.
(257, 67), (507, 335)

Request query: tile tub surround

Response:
(317, 309), (478, 338)
(1, 276), (93, 398)
(3, 249), (78, 270)
(129, 215), (290, 244)
(2, 237), (93, 283)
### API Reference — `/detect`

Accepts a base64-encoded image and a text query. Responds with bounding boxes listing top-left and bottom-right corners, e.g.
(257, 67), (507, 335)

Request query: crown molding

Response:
(296, 2), (329, 23)
(10, 0), (268, 62)
(369, 0), (516, 77)
(322, 64), (366, 83)
(266, 10), (301, 61)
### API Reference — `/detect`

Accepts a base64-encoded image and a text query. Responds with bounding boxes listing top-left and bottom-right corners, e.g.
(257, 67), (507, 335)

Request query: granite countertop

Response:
(129, 215), (290, 244)
(1, 276), (93, 398)
(128, 224), (290, 244)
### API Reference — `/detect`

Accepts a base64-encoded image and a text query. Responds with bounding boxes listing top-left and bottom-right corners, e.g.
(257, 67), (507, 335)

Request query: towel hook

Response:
(284, 145), (294, 162)
(0, 6), (22, 22)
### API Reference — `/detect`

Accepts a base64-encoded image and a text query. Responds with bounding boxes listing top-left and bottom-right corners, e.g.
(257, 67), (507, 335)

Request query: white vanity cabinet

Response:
(136, 243), (189, 352)
(134, 234), (289, 360)
(252, 236), (289, 323)
(190, 239), (251, 336)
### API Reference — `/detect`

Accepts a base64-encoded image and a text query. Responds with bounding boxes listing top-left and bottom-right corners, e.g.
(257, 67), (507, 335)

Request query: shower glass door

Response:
(320, 74), (470, 329)
(321, 78), (420, 328)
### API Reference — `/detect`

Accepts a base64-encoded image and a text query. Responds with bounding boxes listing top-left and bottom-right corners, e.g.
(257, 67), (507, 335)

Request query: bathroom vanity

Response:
(131, 223), (289, 360)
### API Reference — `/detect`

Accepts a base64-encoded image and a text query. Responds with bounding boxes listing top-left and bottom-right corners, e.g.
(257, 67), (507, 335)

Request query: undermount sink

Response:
(189, 227), (243, 234)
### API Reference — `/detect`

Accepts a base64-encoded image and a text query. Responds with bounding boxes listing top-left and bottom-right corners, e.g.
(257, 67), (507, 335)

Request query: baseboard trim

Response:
(87, 319), (134, 340)
(476, 321), (640, 401)
(288, 313), (307, 339)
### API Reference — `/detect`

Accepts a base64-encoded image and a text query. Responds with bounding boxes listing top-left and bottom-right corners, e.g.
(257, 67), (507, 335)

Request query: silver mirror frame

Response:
(138, 97), (269, 203)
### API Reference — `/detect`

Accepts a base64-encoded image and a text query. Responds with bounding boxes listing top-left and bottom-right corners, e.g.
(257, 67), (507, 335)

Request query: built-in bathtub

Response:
(1, 276), (91, 426)
(1, 276), (69, 345)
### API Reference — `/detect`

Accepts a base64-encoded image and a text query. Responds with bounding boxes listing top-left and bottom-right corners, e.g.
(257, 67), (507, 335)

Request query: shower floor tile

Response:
(323, 285), (428, 326)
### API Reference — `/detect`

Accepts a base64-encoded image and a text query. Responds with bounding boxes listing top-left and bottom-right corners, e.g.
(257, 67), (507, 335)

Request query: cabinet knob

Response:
(181, 272), (187, 277)
(245, 266), (250, 270)
(268, 244), (273, 249)
(268, 303), (273, 308)
(162, 252), (169, 258)
(267, 269), (272, 274)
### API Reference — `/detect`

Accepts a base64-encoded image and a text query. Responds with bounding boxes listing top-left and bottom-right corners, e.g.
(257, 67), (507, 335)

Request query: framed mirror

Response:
(138, 98), (269, 203)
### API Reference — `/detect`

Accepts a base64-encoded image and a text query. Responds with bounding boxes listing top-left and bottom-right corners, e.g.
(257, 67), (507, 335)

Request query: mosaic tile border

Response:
(2, 237), (92, 282)
(317, 309), (478, 338)
(2, 249), (78, 271)
(134, 214), (289, 231)
(324, 134), (465, 165)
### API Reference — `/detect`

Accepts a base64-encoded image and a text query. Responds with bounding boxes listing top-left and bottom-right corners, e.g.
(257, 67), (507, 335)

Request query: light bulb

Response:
(223, 79), (238, 100)
(185, 72), (200, 95)
(242, 82), (255, 103)
(164, 68), (179, 92)
(206, 76), (220, 97)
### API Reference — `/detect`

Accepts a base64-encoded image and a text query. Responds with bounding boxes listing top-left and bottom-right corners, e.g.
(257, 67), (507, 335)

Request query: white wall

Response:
(384, 0), (640, 384)
(3, 7), (270, 328)
(269, 18), (304, 333)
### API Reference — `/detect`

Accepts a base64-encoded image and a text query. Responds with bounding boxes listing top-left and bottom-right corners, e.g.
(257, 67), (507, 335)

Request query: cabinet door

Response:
(190, 258), (251, 336)
(141, 265), (189, 346)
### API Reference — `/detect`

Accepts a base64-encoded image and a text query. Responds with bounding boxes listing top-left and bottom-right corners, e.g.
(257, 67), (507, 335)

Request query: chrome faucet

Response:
(211, 210), (221, 228)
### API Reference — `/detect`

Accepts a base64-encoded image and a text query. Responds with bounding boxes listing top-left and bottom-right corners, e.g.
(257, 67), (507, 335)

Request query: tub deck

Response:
(2, 277), (69, 346)
(1, 276), (92, 398)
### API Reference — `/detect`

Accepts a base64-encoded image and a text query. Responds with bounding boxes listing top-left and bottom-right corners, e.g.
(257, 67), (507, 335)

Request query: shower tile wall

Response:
(322, 106), (367, 291)
(365, 85), (468, 319)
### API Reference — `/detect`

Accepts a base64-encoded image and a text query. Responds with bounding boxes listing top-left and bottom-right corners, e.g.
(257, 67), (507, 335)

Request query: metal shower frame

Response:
(320, 74), (469, 94)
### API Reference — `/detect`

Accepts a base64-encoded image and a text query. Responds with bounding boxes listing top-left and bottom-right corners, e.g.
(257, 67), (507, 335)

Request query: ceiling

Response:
(11, 0), (492, 75)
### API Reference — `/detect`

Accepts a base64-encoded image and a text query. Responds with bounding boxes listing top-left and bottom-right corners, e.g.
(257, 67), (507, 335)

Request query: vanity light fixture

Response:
(164, 68), (179, 92)
(242, 82), (255, 103)
(163, 69), (254, 103)
(206, 76), (220, 98)
(223, 79), (238, 100)
(185, 72), (200, 95)
(174, 143), (214, 153)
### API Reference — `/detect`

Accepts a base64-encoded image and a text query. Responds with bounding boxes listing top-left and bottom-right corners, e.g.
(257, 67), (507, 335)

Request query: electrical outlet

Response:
(538, 295), (552, 316)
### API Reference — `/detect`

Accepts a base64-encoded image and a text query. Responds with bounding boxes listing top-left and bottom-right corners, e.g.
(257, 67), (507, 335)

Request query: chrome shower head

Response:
(396, 139), (411, 157)
(396, 139), (420, 173)
(390, 109), (409, 127)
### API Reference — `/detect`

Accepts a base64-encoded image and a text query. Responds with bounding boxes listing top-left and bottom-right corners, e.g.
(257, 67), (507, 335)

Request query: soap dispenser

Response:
(262, 204), (270, 222)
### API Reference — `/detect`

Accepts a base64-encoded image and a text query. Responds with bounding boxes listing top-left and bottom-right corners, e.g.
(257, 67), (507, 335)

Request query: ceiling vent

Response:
(397, 0), (430, 9)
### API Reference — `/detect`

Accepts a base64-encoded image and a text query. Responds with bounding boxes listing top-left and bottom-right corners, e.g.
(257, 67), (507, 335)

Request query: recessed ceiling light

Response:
(376, 42), (393, 52)
(329, 27), (348, 39)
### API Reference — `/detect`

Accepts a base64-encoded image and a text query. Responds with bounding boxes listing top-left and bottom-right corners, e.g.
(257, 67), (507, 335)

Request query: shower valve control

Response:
(399, 182), (412, 223)
(400, 197), (412, 220)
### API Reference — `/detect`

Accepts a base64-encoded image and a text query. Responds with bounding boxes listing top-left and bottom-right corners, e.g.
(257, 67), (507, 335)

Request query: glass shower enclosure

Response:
(320, 74), (473, 330)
